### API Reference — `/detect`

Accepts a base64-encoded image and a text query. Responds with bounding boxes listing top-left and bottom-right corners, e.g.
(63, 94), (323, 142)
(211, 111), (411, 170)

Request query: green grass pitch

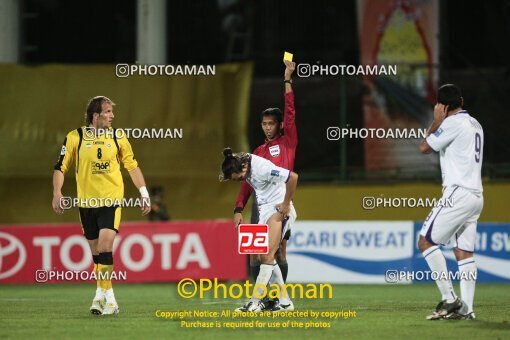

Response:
(0, 283), (509, 339)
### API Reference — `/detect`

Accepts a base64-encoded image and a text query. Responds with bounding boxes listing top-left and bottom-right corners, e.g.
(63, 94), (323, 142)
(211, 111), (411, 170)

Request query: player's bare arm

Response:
(420, 103), (448, 154)
(276, 171), (298, 217)
(128, 167), (151, 216)
(52, 170), (65, 214)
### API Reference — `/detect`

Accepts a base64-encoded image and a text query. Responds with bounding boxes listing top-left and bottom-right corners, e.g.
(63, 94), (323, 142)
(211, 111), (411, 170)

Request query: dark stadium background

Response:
(20, 0), (510, 182)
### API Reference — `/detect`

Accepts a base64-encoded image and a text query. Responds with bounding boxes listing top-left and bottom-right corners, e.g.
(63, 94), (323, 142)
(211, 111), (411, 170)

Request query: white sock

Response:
(458, 257), (476, 314)
(269, 264), (291, 305)
(104, 288), (116, 303)
(422, 246), (457, 302)
(250, 264), (273, 303)
(94, 287), (104, 300)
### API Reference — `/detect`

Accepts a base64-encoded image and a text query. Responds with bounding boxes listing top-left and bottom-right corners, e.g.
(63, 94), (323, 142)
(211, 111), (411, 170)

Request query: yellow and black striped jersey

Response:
(54, 126), (138, 207)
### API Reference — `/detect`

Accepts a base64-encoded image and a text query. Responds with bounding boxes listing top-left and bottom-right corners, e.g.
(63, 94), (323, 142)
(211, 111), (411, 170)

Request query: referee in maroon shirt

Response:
(234, 60), (298, 283)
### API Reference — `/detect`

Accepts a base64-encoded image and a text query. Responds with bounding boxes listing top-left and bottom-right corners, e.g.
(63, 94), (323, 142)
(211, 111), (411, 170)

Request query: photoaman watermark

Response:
(177, 278), (333, 299)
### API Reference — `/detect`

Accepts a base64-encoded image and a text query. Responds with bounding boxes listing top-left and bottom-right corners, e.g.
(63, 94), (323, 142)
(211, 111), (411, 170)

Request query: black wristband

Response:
(234, 207), (243, 214)
(284, 79), (292, 84)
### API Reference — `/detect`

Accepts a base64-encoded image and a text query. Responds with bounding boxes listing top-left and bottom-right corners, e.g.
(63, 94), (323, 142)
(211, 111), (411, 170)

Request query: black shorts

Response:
(79, 206), (121, 240)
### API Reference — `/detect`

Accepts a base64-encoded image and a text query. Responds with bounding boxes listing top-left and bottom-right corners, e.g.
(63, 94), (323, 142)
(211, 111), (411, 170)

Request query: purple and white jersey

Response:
(246, 154), (291, 206)
(426, 110), (484, 193)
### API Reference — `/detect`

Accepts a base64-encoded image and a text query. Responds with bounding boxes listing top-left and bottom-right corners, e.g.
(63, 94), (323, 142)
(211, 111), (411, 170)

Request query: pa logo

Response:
(238, 224), (269, 254)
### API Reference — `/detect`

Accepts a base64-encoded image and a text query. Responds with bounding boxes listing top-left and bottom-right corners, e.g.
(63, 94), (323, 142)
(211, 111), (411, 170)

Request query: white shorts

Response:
(420, 186), (483, 252)
(258, 203), (297, 242)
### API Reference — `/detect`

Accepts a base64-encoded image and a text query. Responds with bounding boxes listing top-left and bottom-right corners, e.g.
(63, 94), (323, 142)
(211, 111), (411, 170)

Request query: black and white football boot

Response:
(270, 300), (295, 312)
(444, 312), (476, 320)
(234, 300), (265, 313)
(261, 297), (278, 311)
(426, 298), (463, 320)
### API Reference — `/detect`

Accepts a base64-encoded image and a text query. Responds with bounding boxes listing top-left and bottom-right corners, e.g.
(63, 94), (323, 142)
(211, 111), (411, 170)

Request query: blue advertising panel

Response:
(286, 221), (510, 283)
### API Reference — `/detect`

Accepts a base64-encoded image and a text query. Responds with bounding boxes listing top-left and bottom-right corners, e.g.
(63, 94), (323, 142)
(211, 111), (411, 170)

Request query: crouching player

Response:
(220, 148), (298, 312)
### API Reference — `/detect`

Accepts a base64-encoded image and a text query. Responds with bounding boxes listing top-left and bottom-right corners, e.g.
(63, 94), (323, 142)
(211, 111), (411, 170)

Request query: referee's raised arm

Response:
(283, 60), (297, 149)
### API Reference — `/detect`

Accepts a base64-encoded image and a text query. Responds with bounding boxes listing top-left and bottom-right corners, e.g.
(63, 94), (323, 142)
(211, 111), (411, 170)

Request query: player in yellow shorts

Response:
(52, 96), (151, 315)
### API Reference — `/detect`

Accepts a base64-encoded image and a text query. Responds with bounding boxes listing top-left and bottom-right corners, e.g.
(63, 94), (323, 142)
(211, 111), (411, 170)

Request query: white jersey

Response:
(246, 154), (291, 206)
(426, 110), (483, 193)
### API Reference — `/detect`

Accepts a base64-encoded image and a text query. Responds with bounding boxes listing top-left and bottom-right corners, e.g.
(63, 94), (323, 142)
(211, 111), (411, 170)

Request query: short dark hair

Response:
(85, 96), (115, 125)
(437, 84), (462, 110)
(261, 108), (283, 123)
(219, 147), (251, 181)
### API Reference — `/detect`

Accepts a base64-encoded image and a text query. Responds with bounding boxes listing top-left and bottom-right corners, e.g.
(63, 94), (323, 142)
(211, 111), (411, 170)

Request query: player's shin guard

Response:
(277, 260), (288, 282)
(250, 264), (273, 303)
(423, 246), (457, 302)
(458, 258), (477, 314)
(98, 252), (114, 291)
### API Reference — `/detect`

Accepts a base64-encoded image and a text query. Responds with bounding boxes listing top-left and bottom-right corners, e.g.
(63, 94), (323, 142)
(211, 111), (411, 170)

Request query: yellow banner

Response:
(0, 63), (253, 223)
(0, 63), (253, 177)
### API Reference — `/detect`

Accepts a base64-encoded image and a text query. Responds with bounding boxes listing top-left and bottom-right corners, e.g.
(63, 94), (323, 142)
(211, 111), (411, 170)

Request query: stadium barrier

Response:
(1, 221), (508, 284)
(0, 221), (246, 283)
(286, 221), (510, 283)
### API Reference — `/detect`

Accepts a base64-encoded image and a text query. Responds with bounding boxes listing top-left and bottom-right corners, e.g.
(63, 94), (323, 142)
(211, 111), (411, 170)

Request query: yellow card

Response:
(283, 51), (293, 62)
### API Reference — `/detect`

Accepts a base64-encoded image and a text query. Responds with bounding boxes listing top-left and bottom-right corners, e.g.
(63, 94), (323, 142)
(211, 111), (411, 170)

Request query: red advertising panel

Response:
(0, 220), (247, 283)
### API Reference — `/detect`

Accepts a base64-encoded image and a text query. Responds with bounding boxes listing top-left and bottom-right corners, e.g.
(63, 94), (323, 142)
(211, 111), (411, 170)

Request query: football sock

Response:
(98, 252), (114, 293)
(250, 264), (273, 303)
(422, 246), (457, 302)
(269, 264), (291, 305)
(93, 254), (99, 285)
(92, 254), (103, 300)
(104, 287), (117, 304)
(94, 288), (104, 301)
(277, 260), (288, 282)
(458, 257), (476, 314)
